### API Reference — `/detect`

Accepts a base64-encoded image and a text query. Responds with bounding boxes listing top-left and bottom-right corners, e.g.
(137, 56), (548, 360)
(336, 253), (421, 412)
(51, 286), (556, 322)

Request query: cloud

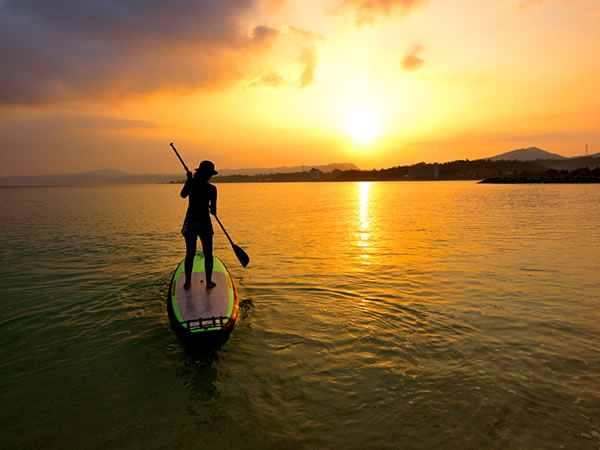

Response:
(285, 25), (325, 43)
(0, 112), (158, 176)
(298, 47), (318, 88)
(401, 45), (425, 71)
(286, 26), (322, 88)
(247, 25), (322, 89)
(336, 0), (427, 25)
(252, 25), (280, 45)
(250, 72), (285, 87)
(0, 113), (153, 131)
(0, 0), (282, 105)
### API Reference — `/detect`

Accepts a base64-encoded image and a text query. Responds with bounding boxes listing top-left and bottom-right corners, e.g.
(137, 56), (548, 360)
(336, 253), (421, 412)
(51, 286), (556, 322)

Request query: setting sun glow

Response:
(345, 109), (380, 145)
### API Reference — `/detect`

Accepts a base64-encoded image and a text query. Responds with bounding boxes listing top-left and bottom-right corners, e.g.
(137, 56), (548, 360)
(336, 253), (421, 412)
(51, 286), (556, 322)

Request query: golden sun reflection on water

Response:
(357, 182), (372, 264)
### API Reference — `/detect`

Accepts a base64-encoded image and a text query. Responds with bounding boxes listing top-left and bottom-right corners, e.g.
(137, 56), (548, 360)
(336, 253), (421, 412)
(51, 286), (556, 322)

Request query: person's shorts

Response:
(181, 219), (214, 237)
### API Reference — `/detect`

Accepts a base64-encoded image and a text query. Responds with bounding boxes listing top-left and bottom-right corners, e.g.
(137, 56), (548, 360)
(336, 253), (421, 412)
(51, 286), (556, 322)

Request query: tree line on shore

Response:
(204, 156), (600, 183)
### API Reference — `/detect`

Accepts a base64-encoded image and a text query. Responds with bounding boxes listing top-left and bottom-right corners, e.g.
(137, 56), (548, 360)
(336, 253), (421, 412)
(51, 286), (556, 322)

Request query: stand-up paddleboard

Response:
(167, 252), (239, 340)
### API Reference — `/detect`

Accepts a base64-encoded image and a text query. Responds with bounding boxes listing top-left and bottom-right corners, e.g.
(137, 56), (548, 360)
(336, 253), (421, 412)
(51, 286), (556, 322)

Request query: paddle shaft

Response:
(170, 142), (190, 173)
(215, 215), (234, 246)
(215, 215), (250, 267)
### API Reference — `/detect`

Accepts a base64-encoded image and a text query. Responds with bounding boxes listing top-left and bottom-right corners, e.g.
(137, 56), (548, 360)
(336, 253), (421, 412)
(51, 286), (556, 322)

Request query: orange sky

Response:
(1, 0), (599, 176)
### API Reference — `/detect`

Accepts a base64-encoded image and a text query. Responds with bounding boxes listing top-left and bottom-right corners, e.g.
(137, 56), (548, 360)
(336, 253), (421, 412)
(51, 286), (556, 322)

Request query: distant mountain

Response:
(572, 152), (600, 159)
(80, 169), (129, 176)
(216, 163), (359, 176)
(486, 147), (567, 161)
(0, 163), (360, 186)
(0, 170), (180, 186)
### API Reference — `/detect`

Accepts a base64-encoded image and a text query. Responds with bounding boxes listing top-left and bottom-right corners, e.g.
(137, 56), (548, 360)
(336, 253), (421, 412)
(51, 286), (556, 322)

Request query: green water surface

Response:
(0, 182), (599, 449)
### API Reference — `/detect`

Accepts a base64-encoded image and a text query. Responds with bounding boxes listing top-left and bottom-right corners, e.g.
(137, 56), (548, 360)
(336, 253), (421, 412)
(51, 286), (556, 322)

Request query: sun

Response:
(345, 109), (380, 144)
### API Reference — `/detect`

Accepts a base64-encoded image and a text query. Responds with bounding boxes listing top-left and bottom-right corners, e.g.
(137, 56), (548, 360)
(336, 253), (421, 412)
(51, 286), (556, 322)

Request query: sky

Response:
(1, 0), (599, 176)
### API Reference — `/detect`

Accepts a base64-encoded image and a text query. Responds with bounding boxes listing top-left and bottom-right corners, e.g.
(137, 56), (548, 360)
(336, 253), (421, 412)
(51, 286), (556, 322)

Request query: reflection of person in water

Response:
(180, 160), (218, 290)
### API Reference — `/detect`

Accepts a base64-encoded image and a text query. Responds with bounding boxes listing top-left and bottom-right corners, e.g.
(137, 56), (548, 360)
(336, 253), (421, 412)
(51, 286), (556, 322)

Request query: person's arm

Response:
(210, 185), (217, 216)
(180, 171), (193, 198)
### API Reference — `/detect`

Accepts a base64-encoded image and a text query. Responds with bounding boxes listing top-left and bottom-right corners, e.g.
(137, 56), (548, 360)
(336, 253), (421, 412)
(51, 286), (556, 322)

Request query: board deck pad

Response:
(168, 252), (238, 335)
(175, 271), (229, 322)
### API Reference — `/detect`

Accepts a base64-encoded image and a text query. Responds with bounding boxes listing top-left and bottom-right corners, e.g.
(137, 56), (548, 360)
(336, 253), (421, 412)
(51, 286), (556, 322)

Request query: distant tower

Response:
(586, 144), (588, 156)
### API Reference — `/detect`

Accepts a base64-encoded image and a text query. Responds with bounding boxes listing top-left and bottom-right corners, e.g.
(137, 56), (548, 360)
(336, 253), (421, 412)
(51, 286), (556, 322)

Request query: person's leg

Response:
(200, 234), (216, 288)
(184, 233), (197, 289)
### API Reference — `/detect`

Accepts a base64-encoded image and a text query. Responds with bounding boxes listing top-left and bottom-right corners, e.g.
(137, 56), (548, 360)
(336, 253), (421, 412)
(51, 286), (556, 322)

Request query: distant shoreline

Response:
(2, 157), (599, 186)
(206, 163), (600, 184)
(479, 178), (600, 184)
(479, 167), (600, 184)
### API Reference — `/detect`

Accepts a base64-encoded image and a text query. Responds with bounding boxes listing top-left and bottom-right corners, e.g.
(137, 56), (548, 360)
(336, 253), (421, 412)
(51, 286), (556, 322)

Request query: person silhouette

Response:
(180, 160), (218, 290)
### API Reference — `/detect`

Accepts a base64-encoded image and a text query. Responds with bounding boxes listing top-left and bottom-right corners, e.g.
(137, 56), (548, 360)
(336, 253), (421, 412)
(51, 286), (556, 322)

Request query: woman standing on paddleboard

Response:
(180, 160), (218, 290)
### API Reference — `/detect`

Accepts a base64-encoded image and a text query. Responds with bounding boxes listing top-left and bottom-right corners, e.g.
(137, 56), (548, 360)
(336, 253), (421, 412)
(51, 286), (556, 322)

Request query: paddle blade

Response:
(233, 244), (250, 268)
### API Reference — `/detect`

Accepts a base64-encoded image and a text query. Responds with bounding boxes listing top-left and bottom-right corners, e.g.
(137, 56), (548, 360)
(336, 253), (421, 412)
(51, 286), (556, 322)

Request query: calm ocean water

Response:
(1, 181), (599, 449)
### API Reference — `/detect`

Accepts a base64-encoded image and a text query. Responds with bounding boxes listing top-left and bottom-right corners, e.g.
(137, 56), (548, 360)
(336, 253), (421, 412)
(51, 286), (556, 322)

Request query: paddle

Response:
(169, 142), (250, 268)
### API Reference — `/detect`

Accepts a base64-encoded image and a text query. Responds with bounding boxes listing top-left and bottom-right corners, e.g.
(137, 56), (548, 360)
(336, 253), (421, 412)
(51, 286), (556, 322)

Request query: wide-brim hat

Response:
(195, 160), (218, 175)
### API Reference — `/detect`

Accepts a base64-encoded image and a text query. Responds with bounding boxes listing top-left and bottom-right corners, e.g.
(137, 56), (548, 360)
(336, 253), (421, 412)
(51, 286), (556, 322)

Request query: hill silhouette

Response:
(217, 163), (358, 176)
(485, 147), (566, 161)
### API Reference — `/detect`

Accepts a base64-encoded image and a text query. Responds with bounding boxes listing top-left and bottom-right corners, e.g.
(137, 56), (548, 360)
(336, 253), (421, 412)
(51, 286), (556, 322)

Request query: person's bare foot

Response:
(206, 281), (216, 289)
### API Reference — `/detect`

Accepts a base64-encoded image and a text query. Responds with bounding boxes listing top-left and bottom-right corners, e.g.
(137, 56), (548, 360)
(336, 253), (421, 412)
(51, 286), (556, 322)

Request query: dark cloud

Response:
(401, 45), (424, 71)
(0, 113), (153, 131)
(0, 112), (157, 176)
(252, 25), (280, 45)
(337, 0), (427, 25)
(0, 0), (280, 105)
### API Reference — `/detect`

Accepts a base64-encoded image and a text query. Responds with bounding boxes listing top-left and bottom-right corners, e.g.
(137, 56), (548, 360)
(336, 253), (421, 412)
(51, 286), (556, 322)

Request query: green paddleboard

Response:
(167, 252), (239, 339)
